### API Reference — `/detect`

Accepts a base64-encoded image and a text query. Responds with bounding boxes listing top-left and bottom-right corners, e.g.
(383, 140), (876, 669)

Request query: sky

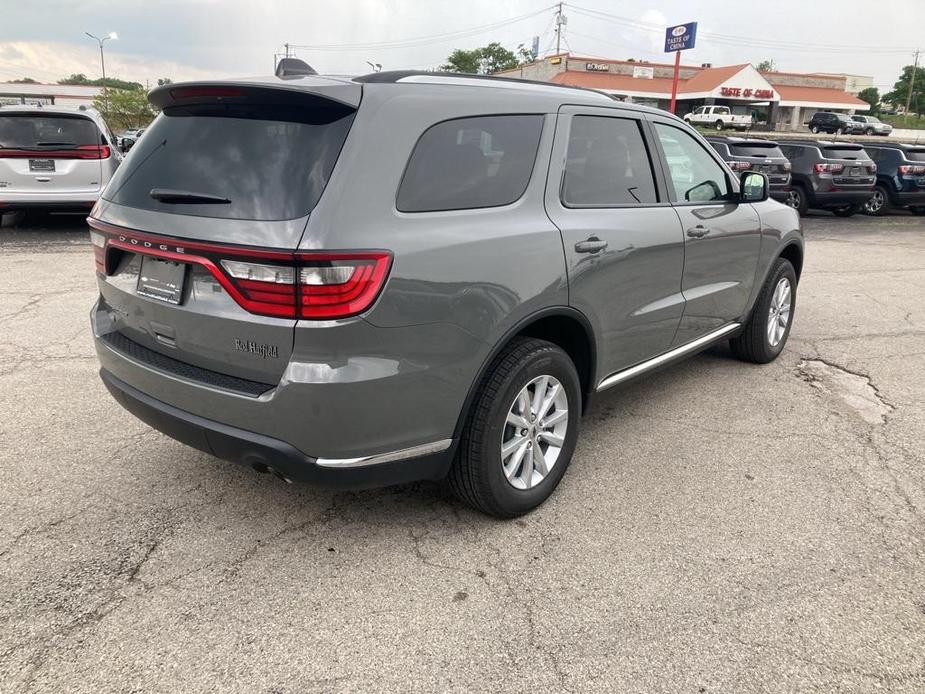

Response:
(0, 0), (921, 93)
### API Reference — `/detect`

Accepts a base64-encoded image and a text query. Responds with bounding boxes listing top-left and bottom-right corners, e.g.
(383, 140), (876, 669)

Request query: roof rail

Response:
(275, 58), (317, 78)
(353, 69), (599, 94)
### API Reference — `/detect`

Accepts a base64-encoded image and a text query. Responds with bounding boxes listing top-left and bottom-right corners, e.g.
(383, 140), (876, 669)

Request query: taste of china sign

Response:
(721, 87), (775, 99)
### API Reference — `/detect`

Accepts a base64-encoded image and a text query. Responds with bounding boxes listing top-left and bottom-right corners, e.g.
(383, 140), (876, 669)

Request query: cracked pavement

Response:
(1, 211), (924, 693)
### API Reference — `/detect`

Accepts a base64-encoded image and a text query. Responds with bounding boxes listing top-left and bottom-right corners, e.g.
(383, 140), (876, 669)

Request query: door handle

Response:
(686, 225), (710, 238)
(575, 237), (608, 254)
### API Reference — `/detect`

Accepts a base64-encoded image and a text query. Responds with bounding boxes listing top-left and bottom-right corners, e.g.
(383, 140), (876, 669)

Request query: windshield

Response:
(0, 113), (99, 149)
(104, 101), (355, 221)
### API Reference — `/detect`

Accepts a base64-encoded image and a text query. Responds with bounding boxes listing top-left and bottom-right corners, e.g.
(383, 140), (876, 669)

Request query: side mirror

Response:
(740, 171), (769, 203)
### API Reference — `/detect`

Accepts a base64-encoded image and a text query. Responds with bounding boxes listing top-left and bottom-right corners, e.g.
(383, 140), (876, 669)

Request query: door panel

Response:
(649, 119), (762, 345)
(545, 108), (685, 380)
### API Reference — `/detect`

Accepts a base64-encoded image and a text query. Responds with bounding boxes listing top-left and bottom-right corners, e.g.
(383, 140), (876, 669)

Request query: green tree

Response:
(755, 59), (776, 72)
(59, 73), (91, 85)
(93, 87), (155, 130)
(883, 63), (925, 113)
(857, 86), (880, 115)
(58, 73), (143, 91)
(10, 77), (38, 84)
(441, 42), (524, 74)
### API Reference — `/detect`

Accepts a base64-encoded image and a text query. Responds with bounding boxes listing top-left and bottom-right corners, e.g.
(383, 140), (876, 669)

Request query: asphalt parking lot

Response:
(1, 211), (924, 693)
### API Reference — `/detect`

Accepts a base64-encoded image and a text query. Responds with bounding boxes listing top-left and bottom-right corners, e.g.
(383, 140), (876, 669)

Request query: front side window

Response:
(396, 115), (543, 213)
(654, 123), (729, 203)
(561, 116), (657, 206)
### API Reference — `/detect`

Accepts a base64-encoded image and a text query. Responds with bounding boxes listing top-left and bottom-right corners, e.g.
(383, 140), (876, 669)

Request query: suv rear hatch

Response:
(819, 144), (876, 187)
(0, 111), (107, 196)
(728, 140), (790, 184)
(91, 79), (365, 387)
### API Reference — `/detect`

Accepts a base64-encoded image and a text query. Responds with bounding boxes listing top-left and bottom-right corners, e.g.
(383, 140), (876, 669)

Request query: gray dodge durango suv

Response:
(89, 60), (803, 517)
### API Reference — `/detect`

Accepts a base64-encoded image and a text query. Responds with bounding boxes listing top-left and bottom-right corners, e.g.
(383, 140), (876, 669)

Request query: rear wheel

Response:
(863, 186), (891, 216)
(786, 185), (809, 216)
(865, 127), (875, 136)
(449, 337), (581, 518)
(836, 127), (845, 135)
(831, 204), (859, 217)
(730, 258), (796, 364)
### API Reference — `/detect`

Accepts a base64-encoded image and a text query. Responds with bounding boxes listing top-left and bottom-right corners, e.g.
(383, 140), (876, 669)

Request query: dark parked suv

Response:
(778, 140), (876, 216)
(807, 111), (855, 135)
(862, 143), (925, 215)
(706, 136), (791, 202)
(89, 60), (803, 517)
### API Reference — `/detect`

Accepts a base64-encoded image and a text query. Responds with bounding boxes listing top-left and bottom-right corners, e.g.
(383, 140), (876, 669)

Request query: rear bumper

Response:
(808, 189), (873, 208)
(100, 368), (455, 488)
(0, 191), (99, 211)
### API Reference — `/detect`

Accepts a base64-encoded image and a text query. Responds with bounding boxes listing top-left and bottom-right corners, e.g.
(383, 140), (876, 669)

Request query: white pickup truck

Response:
(683, 105), (753, 131)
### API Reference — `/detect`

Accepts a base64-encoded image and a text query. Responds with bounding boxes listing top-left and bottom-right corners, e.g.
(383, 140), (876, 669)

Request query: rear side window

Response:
(561, 116), (657, 206)
(104, 100), (355, 221)
(396, 115), (543, 213)
(906, 149), (925, 162)
(0, 113), (100, 149)
(729, 143), (785, 159)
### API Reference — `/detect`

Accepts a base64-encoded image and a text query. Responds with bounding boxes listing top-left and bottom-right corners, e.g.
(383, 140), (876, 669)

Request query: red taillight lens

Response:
(899, 164), (925, 175)
(0, 144), (109, 159)
(297, 253), (392, 319)
(88, 220), (392, 320)
(814, 162), (844, 174)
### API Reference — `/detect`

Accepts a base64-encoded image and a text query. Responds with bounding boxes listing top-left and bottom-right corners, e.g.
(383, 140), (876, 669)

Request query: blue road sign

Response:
(664, 22), (697, 52)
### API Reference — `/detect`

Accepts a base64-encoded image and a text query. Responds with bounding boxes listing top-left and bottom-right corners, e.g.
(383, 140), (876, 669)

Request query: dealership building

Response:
(497, 54), (871, 130)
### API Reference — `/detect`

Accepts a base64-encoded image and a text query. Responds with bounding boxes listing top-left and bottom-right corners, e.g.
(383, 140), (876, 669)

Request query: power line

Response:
(566, 4), (916, 55)
(287, 6), (555, 52)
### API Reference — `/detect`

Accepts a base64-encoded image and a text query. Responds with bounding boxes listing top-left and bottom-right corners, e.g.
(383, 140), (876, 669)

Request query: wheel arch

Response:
(451, 307), (597, 443)
(778, 241), (803, 282)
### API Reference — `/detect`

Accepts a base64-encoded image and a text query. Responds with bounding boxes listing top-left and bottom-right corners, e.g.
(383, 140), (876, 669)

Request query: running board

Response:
(596, 323), (741, 393)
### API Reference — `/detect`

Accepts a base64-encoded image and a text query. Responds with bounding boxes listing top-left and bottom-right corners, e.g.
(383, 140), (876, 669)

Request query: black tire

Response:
(0, 211), (25, 228)
(715, 120), (724, 131)
(810, 125), (820, 134)
(831, 204), (859, 217)
(865, 128), (875, 136)
(449, 337), (581, 518)
(788, 184), (809, 216)
(863, 185), (891, 216)
(730, 257), (797, 364)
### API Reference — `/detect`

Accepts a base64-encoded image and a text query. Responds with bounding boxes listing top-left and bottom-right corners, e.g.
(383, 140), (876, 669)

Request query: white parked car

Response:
(0, 105), (121, 222)
(683, 105), (753, 131)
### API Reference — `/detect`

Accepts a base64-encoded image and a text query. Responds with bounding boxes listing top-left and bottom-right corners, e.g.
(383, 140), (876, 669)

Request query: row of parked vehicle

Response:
(807, 111), (893, 136)
(706, 135), (925, 216)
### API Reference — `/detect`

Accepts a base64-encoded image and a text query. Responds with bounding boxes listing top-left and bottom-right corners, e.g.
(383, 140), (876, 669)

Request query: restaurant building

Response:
(497, 54), (871, 131)
(0, 83), (101, 108)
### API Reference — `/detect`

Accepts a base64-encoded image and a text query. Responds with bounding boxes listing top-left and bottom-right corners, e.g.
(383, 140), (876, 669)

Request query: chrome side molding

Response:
(596, 323), (741, 393)
(316, 438), (453, 468)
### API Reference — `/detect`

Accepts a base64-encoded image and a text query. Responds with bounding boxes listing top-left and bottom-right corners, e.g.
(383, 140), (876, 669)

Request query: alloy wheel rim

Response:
(786, 189), (800, 209)
(767, 278), (792, 347)
(866, 190), (884, 213)
(500, 375), (569, 490)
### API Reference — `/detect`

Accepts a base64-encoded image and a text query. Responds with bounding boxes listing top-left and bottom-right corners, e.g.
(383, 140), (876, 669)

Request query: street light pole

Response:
(85, 31), (118, 114)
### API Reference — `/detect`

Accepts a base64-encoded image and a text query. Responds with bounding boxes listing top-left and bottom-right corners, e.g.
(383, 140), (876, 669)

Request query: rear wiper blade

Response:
(35, 141), (77, 147)
(149, 188), (231, 205)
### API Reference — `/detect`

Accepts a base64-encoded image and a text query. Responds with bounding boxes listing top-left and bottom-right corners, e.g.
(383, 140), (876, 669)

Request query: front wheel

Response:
(863, 186), (891, 216)
(449, 337), (581, 517)
(810, 125), (820, 134)
(785, 186), (808, 216)
(715, 120), (725, 131)
(730, 258), (796, 364)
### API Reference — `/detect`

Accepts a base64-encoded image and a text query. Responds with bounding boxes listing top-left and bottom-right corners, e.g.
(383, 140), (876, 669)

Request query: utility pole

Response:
(906, 49), (920, 116)
(554, 3), (566, 56)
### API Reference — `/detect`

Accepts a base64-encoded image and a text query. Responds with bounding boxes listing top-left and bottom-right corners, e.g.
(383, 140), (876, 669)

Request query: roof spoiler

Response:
(275, 58), (317, 78)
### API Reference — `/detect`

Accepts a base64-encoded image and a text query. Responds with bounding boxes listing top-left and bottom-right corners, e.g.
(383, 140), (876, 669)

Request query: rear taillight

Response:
(726, 160), (751, 171)
(899, 164), (925, 175)
(88, 220), (392, 320)
(0, 144), (110, 159)
(814, 162), (844, 174)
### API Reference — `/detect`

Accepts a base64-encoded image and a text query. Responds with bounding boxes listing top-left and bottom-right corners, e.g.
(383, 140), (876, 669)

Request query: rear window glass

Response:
(729, 143), (785, 159)
(906, 150), (925, 162)
(104, 102), (355, 221)
(0, 113), (100, 149)
(562, 116), (657, 206)
(396, 115), (543, 213)
(823, 147), (869, 160)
